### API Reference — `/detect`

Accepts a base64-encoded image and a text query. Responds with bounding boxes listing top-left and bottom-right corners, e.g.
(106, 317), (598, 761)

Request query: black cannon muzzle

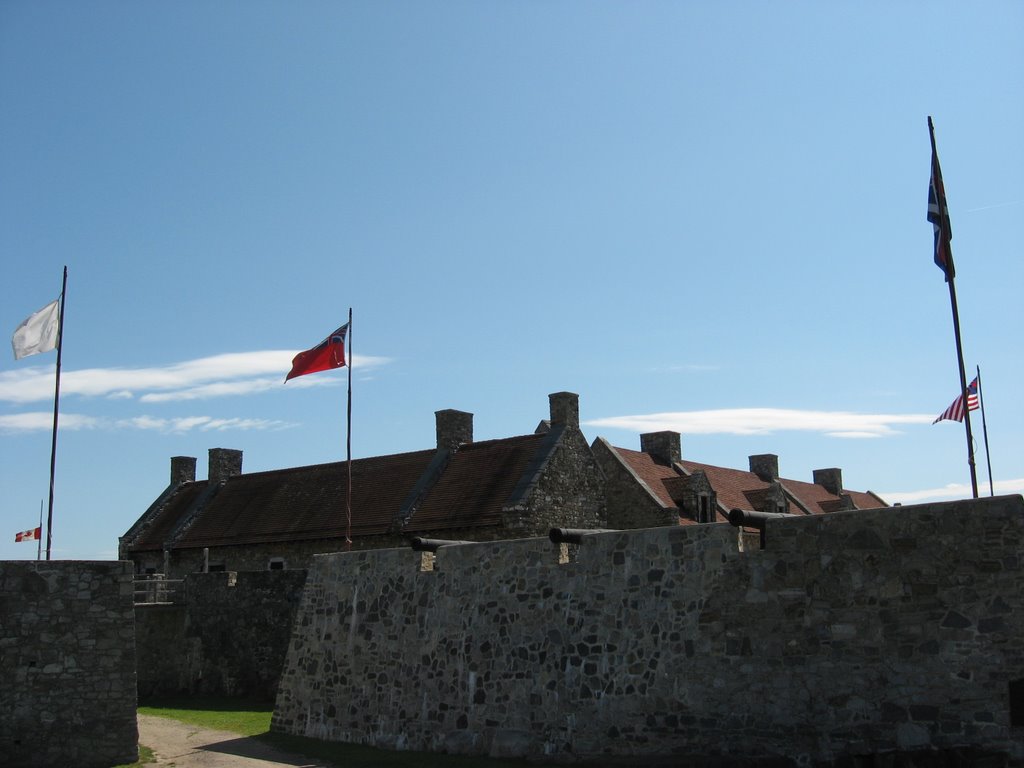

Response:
(409, 537), (473, 552)
(548, 528), (616, 545)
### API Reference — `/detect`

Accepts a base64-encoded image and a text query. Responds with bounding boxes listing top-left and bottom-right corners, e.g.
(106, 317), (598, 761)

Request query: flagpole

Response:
(345, 307), (353, 550)
(928, 118), (978, 499)
(45, 266), (68, 560)
(976, 365), (994, 496)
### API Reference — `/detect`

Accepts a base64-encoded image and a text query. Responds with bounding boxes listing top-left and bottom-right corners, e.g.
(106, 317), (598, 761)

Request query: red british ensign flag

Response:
(14, 526), (41, 543)
(285, 323), (349, 381)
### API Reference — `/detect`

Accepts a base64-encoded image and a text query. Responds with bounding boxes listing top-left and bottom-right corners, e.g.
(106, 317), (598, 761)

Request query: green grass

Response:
(138, 695), (272, 737)
(137, 696), (536, 768)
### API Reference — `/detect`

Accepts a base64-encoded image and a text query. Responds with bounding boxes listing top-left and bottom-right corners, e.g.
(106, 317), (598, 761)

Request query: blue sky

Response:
(1, 1), (1021, 561)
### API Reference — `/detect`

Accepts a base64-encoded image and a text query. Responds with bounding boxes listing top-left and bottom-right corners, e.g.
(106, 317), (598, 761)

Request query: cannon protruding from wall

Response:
(409, 537), (474, 552)
(728, 508), (795, 548)
(548, 528), (617, 545)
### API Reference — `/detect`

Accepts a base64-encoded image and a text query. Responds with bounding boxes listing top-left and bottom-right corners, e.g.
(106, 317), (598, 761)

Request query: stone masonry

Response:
(0, 561), (138, 768)
(272, 495), (1024, 764)
(135, 569), (307, 702)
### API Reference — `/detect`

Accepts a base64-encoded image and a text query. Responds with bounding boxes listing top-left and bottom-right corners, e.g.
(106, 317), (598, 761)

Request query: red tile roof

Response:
(607, 445), (885, 521)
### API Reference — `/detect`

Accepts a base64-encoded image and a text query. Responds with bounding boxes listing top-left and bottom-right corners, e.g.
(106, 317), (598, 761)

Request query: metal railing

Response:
(132, 574), (183, 604)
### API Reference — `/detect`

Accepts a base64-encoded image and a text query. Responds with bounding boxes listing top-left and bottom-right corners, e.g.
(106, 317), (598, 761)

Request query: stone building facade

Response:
(0, 561), (138, 768)
(120, 392), (606, 577)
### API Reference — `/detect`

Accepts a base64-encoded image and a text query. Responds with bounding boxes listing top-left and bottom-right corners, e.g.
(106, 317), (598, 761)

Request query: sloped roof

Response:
(126, 430), (559, 552)
(606, 445), (885, 520)
(131, 482), (209, 551)
(403, 433), (547, 532)
(128, 449), (438, 552)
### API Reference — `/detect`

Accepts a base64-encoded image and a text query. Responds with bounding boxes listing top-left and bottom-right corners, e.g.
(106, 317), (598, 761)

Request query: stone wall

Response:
(592, 436), (678, 529)
(509, 426), (608, 535)
(0, 561), (138, 768)
(272, 495), (1024, 764)
(136, 569), (307, 701)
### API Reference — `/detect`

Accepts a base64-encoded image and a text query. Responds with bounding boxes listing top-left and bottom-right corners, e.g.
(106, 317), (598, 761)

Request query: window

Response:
(698, 495), (711, 523)
(207, 564), (226, 572)
(268, 558), (286, 571)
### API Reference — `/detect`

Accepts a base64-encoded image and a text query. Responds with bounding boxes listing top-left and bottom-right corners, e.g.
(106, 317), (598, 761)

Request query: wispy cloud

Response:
(585, 408), (934, 438)
(0, 412), (101, 433)
(0, 351), (391, 404)
(0, 411), (294, 435)
(881, 478), (1024, 505)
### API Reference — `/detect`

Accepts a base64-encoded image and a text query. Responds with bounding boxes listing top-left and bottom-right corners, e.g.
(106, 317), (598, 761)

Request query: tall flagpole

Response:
(346, 307), (353, 549)
(928, 117), (978, 499)
(46, 266), (68, 560)
(976, 365), (994, 497)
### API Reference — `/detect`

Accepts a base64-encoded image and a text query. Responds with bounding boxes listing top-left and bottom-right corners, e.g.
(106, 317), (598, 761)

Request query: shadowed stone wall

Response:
(135, 569), (307, 701)
(0, 561), (138, 768)
(272, 495), (1024, 764)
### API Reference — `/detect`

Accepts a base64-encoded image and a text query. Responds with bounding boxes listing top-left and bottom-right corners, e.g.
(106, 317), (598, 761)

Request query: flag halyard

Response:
(285, 323), (349, 381)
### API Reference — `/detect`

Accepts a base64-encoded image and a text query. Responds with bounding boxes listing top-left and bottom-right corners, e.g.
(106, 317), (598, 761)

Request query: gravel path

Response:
(137, 714), (333, 768)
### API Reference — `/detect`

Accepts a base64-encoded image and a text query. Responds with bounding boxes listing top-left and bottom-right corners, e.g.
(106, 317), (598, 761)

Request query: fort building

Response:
(595, 430), (887, 530)
(120, 392), (606, 576)
(121, 393), (887, 577)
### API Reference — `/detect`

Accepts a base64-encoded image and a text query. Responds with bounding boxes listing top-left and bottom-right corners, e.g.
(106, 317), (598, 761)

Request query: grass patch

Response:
(138, 695), (272, 737)
(138, 696), (536, 767)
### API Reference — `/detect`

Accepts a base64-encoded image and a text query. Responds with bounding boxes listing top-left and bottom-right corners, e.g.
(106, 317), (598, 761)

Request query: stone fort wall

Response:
(135, 569), (307, 701)
(0, 561), (138, 768)
(272, 495), (1024, 764)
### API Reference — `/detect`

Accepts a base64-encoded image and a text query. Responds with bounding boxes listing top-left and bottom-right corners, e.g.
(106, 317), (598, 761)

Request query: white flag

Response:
(12, 299), (60, 360)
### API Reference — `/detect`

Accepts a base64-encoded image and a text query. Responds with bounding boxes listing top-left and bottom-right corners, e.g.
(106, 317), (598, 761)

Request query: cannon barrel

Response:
(727, 508), (795, 530)
(548, 528), (616, 544)
(409, 537), (474, 552)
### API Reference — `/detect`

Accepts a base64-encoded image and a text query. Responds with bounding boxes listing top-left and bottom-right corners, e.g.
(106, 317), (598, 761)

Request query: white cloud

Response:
(1, 412), (293, 435)
(0, 412), (101, 433)
(882, 478), (1024, 505)
(0, 350), (392, 404)
(585, 408), (934, 438)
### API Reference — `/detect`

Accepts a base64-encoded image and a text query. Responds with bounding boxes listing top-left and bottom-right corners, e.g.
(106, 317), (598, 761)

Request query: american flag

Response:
(933, 377), (979, 424)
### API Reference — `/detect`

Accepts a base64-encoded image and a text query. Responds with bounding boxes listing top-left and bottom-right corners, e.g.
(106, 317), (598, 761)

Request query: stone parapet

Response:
(0, 561), (138, 768)
(273, 495), (1024, 764)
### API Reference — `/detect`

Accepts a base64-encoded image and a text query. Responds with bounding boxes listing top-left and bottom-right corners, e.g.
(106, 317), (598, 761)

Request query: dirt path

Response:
(137, 714), (333, 768)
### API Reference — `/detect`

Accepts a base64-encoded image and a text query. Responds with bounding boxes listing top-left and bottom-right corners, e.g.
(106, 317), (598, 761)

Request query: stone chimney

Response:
(749, 454), (779, 482)
(813, 467), (843, 496)
(549, 391), (579, 429)
(435, 409), (473, 451)
(640, 431), (681, 466)
(208, 448), (243, 483)
(170, 456), (197, 485)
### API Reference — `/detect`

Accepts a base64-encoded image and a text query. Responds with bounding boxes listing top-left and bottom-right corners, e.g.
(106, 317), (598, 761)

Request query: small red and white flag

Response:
(14, 526), (41, 543)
